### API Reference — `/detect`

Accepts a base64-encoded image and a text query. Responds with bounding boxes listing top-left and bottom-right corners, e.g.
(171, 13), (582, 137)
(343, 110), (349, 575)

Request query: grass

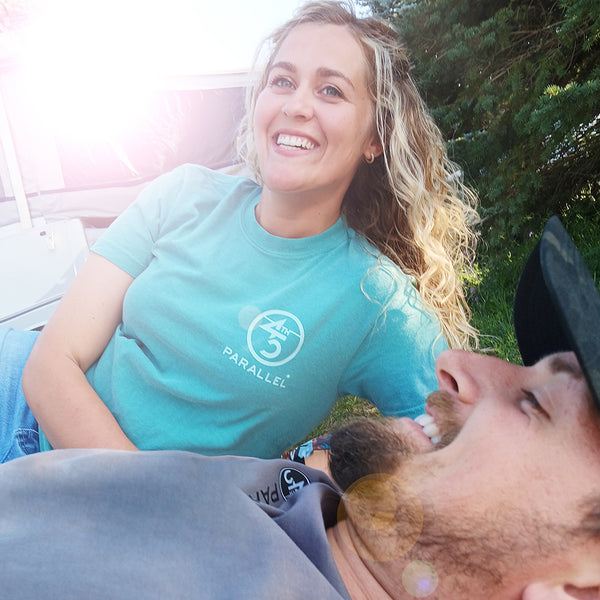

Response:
(470, 209), (600, 363)
(468, 236), (536, 364)
(309, 394), (380, 438)
(306, 208), (600, 440)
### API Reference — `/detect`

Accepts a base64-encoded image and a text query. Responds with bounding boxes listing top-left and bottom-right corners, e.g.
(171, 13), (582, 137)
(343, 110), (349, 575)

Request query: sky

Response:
(5, 0), (361, 138)
(18, 0), (310, 75)
(2, 0), (310, 135)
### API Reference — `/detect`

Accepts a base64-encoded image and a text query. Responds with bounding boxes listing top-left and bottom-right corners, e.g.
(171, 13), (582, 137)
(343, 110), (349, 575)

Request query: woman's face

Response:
(253, 23), (381, 207)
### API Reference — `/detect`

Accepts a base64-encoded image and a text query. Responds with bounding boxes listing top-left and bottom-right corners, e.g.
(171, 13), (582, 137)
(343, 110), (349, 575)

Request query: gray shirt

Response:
(0, 449), (351, 599)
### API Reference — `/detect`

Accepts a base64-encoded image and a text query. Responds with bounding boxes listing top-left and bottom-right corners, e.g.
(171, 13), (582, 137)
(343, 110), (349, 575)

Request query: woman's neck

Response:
(255, 189), (343, 238)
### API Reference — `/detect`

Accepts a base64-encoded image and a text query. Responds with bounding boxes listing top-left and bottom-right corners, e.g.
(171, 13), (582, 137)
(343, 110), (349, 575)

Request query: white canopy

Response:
(0, 1), (255, 328)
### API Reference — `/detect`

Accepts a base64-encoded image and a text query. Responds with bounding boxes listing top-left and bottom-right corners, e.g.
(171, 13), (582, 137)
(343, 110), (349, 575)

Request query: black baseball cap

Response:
(514, 216), (600, 411)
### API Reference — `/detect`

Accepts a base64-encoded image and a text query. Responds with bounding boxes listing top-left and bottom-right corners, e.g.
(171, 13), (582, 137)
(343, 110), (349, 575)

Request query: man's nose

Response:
(436, 349), (524, 407)
(435, 349), (485, 406)
(282, 86), (314, 120)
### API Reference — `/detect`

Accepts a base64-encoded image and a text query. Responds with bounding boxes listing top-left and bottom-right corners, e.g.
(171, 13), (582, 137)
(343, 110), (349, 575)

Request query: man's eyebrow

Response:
(548, 354), (584, 379)
(548, 354), (597, 412)
(268, 62), (355, 89)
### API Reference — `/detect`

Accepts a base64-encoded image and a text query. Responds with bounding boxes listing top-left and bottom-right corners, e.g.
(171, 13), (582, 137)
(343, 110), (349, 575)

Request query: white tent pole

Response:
(0, 86), (32, 229)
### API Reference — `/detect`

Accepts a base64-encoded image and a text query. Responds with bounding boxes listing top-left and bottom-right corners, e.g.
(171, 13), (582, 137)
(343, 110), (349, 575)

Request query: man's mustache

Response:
(425, 389), (463, 449)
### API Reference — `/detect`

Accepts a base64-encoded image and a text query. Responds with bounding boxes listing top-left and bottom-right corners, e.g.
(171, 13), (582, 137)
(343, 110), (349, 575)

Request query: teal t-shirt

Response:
(40, 165), (447, 458)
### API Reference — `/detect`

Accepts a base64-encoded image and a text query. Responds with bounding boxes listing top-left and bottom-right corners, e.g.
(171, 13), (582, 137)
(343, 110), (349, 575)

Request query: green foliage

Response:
(468, 234), (536, 364)
(360, 0), (600, 246)
(308, 0), (600, 431)
(468, 207), (600, 364)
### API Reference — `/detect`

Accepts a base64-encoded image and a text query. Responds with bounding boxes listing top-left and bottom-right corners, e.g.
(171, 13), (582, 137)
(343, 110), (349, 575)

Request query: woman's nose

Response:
(282, 87), (314, 120)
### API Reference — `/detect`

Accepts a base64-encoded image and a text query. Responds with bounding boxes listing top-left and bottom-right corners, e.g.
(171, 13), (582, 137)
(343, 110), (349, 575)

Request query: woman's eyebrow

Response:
(268, 62), (355, 89)
(270, 61), (295, 74)
(316, 67), (355, 89)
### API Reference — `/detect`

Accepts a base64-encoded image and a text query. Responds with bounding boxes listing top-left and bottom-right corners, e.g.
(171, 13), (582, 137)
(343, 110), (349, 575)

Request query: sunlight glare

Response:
(17, 0), (303, 139)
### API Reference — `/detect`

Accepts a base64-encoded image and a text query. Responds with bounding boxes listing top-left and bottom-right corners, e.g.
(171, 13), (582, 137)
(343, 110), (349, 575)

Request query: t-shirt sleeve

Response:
(91, 165), (191, 277)
(338, 273), (447, 419)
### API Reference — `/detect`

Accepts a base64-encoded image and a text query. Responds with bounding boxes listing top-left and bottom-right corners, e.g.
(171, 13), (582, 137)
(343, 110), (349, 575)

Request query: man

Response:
(0, 216), (598, 599)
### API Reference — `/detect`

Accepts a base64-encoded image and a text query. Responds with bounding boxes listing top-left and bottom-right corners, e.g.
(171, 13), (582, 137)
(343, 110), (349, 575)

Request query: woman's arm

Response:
(22, 253), (138, 451)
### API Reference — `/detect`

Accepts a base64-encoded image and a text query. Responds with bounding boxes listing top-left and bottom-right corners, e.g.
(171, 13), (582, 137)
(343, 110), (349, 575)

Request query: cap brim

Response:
(514, 216), (600, 411)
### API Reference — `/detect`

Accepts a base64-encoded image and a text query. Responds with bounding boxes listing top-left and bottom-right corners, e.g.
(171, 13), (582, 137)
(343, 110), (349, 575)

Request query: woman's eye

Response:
(270, 76), (294, 89)
(321, 85), (343, 98)
(520, 390), (548, 418)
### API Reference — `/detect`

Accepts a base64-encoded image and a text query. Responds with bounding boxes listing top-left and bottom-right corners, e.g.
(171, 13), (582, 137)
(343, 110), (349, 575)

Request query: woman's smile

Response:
(253, 23), (381, 220)
(274, 132), (317, 152)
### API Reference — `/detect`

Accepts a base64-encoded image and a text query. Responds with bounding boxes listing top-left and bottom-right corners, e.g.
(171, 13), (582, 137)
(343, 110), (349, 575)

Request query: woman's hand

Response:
(22, 253), (138, 451)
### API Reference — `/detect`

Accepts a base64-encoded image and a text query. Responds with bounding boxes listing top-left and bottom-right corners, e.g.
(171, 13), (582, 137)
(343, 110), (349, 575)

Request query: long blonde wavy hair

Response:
(238, 0), (479, 350)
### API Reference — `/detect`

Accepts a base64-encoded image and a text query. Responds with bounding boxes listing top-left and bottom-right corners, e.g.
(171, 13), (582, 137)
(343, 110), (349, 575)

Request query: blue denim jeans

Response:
(0, 328), (41, 463)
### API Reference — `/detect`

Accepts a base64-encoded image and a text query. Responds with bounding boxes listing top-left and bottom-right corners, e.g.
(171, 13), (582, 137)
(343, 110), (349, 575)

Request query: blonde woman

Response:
(0, 1), (477, 464)
(241, 0), (479, 350)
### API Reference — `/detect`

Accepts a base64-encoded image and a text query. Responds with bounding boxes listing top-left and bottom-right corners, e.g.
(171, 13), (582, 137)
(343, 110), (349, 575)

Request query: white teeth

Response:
(277, 134), (315, 150)
(430, 435), (442, 445)
(415, 414), (441, 443)
(423, 423), (441, 438)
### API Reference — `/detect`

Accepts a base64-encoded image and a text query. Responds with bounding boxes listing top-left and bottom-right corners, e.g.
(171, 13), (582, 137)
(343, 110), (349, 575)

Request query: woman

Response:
(2, 1), (477, 463)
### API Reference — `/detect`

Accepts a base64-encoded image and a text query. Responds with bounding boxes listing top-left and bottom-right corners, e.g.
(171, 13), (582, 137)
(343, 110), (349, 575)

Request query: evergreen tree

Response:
(362, 0), (600, 243)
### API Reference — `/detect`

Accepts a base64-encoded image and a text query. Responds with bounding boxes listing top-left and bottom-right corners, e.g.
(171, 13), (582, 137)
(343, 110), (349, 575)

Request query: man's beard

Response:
(328, 390), (460, 493)
(326, 392), (464, 565)
(328, 417), (417, 493)
(326, 392), (576, 596)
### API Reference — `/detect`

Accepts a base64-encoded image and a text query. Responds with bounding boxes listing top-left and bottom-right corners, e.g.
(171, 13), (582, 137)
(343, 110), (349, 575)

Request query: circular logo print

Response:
(279, 467), (310, 501)
(247, 310), (304, 367)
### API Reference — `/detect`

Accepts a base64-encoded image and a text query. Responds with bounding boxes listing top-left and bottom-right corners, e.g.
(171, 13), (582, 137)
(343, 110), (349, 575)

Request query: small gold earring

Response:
(365, 152), (375, 164)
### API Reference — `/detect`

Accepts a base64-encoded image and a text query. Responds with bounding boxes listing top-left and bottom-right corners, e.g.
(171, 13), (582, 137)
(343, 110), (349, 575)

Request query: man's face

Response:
(329, 350), (600, 598)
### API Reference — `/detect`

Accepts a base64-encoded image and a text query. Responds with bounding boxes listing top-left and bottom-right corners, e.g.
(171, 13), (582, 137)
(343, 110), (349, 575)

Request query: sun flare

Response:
(11, 0), (302, 138)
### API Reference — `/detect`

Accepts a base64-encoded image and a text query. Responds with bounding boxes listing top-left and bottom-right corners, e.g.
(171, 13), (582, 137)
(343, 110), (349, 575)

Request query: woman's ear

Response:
(523, 582), (599, 600)
(363, 134), (383, 162)
(368, 140), (384, 160)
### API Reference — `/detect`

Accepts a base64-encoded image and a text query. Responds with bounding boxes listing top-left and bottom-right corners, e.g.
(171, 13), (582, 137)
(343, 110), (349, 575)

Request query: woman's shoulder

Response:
(140, 164), (260, 217)
(345, 234), (431, 315)
(346, 232), (415, 285)
(173, 163), (259, 193)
